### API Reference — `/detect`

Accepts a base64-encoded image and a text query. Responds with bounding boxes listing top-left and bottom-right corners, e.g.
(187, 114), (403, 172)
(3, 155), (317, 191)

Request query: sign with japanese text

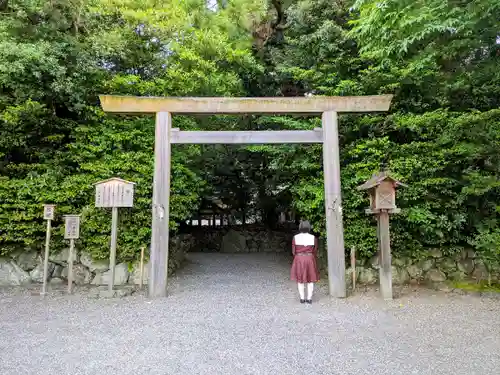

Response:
(43, 204), (55, 220)
(94, 178), (135, 208)
(64, 215), (81, 239)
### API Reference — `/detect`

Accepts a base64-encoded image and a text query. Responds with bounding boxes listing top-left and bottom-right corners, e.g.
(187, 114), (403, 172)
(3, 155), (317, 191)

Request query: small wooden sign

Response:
(94, 177), (136, 208)
(64, 215), (81, 239)
(43, 204), (55, 220)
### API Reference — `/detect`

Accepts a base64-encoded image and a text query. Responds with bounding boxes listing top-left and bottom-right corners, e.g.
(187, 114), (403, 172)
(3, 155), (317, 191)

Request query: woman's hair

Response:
(299, 220), (311, 233)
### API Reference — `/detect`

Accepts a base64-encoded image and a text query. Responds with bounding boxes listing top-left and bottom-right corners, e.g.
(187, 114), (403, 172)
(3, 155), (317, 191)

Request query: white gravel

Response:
(1, 252), (499, 375)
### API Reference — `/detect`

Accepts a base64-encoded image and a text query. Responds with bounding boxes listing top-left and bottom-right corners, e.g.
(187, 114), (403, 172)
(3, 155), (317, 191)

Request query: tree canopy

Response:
(1, 0), (499, 271)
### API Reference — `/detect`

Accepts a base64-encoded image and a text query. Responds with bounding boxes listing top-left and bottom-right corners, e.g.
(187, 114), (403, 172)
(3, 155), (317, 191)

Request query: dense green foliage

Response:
(1, 0), (499, 272)
(0, 0), (265, 259)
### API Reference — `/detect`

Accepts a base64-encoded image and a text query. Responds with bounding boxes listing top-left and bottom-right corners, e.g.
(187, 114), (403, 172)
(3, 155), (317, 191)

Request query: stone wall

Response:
(344, 248), (497, 287)
(187, 228), (497, 285)
(0, 234), (195, 287)
(3, 229), (496, 288)
(187, 225), (294, 253)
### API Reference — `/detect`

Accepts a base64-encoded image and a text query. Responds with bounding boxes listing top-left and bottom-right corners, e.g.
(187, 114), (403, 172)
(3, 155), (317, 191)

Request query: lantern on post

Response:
(94, 177), (136, 292)
(357, 170), (406, 300)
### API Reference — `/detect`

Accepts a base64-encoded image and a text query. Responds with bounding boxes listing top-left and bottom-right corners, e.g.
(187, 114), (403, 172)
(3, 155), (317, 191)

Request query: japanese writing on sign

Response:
(94, 178), (135, 208)
(64, 215), (80, 239)
(43, 205), (55, 220)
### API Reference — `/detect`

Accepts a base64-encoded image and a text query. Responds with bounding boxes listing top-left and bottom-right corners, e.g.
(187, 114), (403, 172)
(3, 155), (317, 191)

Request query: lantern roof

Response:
(357, 170), (406, 191)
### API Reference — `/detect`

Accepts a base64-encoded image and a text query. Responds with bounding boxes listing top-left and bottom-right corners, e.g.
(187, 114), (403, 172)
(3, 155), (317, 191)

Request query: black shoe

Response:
(306, 299), (312, 304)
(300, 299), (305, 304)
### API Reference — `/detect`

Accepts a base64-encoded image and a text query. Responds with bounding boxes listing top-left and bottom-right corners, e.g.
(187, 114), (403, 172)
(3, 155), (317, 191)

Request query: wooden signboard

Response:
(95, 178), (135, 208)
(43, 204), (55, 220)
(94, 177), (136, 292)
(64, 214), (80, 293)
(64, 215), (81, 239)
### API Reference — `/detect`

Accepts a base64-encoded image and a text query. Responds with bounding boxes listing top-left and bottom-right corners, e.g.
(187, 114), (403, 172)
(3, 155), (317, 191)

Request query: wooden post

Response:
(378, 210), (392, 299)
(149, 111), (171, 298)
(67, 239), (75, 293)
(351, 246), (356, 292)
(41, 219), (52, 296)
(322, 111), (346, 298)
(109, 206), (119, 292)
(139, 246), (145, 290)
(376, 213), (381, 271)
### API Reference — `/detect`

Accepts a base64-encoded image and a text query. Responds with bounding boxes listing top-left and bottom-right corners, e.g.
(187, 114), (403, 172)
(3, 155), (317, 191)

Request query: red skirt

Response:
(291, 254), (319, 283)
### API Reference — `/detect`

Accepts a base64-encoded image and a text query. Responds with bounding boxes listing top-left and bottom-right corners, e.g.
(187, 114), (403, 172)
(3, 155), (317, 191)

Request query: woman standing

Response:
(290, 220), (319, 304)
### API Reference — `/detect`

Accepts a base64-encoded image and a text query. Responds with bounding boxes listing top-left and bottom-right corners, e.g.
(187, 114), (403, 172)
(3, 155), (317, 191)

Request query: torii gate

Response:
(99, 95), (393, 299)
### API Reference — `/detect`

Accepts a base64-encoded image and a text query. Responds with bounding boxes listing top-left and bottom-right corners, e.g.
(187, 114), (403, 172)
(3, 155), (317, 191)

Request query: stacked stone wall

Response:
(0, 234), (195, 287)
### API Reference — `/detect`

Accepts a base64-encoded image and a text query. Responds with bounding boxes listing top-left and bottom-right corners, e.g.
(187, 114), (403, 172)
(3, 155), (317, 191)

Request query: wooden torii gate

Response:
(99, 95), (393, 299)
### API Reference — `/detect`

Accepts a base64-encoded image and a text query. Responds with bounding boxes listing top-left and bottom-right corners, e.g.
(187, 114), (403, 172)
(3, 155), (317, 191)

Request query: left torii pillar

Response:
(149, 112), (171, 298)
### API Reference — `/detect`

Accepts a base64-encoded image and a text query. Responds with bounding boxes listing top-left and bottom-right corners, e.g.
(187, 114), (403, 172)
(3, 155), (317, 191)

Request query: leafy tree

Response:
(0, 0), (267, 261)
(1, 0), (500, 277)
(248, 0), (500, 270)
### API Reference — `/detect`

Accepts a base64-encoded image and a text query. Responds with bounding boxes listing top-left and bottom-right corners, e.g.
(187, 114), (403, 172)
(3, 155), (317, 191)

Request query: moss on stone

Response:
(451, 280), (500, 293)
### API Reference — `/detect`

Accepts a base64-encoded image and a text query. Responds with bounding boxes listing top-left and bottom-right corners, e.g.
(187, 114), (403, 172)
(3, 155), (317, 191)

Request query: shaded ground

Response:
(1, 253), (499, 375)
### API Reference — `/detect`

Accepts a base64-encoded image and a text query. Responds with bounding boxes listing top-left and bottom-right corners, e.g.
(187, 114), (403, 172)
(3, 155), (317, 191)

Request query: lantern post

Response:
(357, 170), (406, 300)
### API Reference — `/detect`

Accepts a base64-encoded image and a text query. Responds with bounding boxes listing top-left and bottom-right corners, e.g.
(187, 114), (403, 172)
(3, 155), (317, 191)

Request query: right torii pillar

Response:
(322, 111), (347, 298)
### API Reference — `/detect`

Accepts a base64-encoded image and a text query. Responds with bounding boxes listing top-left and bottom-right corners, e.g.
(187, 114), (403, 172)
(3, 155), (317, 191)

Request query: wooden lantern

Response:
(357, 170), (406, 214)
(357, 170), (406, 300)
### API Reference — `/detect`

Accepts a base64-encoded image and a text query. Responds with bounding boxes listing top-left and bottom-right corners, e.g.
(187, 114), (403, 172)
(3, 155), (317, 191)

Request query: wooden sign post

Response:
(357, 170), (406, 300)
(64, 215), (80, 294)
(94, 178), (135, 292)
(41, 204), (55, 297)
(139, 246), (145, 290)
(351, 246), (356, 292)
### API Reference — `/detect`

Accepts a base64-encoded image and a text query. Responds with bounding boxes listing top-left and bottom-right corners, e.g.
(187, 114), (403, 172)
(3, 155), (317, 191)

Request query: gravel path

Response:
(1, 252), (499, 375)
